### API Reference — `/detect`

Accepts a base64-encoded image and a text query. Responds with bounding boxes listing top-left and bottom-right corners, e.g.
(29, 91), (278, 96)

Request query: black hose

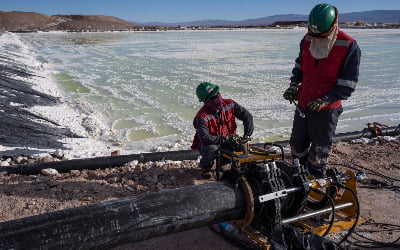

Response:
(348, 222), (400, 248)
(329, 162), (400, 184)
(310, 187), (335, 237)
(335, 124), (400, 141)
(335, 183), (361, 245)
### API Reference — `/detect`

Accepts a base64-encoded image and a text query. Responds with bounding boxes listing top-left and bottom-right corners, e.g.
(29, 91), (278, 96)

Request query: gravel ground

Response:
(0, 137), (399, 249)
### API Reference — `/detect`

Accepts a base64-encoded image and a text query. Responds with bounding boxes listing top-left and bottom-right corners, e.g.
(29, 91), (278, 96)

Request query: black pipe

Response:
(332, 125), (399, 142)
(1, 149), (200, 175)
(0, 180), (246, 250)
(253, 125), (399, 147)
(1, 125), (398, 176)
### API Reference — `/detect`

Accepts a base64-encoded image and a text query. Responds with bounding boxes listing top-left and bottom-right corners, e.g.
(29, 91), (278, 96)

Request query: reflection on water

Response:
(21, 31), (131, 46)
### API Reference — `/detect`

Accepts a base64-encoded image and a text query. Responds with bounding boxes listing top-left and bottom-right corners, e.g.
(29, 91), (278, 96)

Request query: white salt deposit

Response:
(0, 32), (121, 159)
(1, 29), (400, 159)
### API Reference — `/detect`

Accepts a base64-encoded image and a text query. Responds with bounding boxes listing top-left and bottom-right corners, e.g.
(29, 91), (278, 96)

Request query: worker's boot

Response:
(200, 163), (213, 180)
(306, 162), (326, 179)
(201, 170), (212, 180)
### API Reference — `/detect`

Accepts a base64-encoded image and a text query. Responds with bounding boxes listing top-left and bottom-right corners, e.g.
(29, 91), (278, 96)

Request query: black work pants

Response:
(199, 143), (246, 172)
(199, 144), (219, 172)
(289, 105), (343, 178)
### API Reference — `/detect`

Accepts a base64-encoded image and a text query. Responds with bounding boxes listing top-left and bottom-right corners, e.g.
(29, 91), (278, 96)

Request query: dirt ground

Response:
(0, 137), (399, 249)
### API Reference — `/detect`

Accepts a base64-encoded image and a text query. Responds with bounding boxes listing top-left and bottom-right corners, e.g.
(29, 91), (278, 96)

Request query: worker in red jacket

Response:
(192, 82), (253, 179)
(283, 3), (361, 178)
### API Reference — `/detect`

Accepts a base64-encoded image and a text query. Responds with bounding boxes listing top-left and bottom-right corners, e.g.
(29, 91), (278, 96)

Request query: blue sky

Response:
(2, 0), (399, 23)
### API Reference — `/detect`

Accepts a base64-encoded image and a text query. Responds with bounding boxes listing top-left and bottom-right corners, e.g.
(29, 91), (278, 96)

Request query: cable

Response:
(329, 160), (399, 247)
(309, 187), (335, 237)
(350, 151), (400, 183)
(330, 140), (400, 184)
(347, 222), (400, 248)
(332, 162), (400, 192)
(334, 183), (360, 245)
(329, 162), (400, 185)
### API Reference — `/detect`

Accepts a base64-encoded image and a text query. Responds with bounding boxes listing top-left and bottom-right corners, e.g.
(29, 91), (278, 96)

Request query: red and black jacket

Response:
(291, 29), (361, 110)
(191, 99), (253, 150)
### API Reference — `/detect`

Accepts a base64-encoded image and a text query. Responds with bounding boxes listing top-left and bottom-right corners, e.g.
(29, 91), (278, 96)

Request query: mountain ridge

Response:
(1, 10), (399, 32)
(133, 10), (400, 27)
(0, 11), (136, 31)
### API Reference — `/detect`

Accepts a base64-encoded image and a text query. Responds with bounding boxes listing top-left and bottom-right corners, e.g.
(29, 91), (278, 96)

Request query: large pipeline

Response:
(0, 180), (246, 250)
(1, 125), (398, 175)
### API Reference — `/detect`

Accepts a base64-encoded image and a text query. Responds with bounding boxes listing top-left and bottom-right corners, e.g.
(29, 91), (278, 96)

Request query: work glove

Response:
(283, 83), (298, 103)
(307, 97), (330, 111)
(223, 134), (241, 149)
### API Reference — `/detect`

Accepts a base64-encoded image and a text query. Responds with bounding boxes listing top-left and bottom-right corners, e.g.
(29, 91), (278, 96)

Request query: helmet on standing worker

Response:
(308, 3), (338, 38)
(196, 82), (220, 102)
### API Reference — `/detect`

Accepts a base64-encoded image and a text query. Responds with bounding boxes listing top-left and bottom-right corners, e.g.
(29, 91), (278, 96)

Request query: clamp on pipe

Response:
(232, 177), (254, 229)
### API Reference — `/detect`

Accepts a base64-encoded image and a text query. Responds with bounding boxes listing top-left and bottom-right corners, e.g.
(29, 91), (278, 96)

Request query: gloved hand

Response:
(307, 97), (329, 111)
(228, 134), (241, 145)
(283, 84), (298, 103)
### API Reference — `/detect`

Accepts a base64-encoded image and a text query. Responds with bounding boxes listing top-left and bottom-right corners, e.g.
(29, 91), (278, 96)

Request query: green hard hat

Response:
(196, 82), (219, 102)
(308, 3), (337, 34)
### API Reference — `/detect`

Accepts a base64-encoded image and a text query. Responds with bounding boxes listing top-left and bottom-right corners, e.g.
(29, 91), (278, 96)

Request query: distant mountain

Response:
(133, 10), (400, 27)
(0, 11), (136, 32)
(233, 14), (307, 26)
(1, 10), (399, 32)
(0, 11), (54, 31)
(339, 10), (400, 23)
(50, 14), (136, 31)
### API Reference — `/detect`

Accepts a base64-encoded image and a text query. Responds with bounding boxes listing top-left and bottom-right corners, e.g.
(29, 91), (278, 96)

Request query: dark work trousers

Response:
(199, 143), (246, 172)
(199, 144), (219, 172)
(290, 105), (343, 178)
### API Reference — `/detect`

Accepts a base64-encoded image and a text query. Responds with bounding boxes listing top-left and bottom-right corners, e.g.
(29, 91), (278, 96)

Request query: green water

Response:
(54, 72), (90, 93)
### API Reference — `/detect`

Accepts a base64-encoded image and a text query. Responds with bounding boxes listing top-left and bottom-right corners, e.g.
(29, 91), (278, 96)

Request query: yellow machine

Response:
(215, 140), (361, 249)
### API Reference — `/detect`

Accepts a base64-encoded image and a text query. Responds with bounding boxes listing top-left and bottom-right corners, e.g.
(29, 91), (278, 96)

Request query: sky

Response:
(2, 0), (400, 23)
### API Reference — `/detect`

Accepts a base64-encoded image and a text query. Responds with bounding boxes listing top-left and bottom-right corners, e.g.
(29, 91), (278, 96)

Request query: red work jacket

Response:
(298, 30), (354, 110)
(191, 99), (237, 150)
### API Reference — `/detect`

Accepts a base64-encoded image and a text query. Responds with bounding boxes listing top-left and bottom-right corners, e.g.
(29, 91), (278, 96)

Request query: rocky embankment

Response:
(0, 11), (136, 32)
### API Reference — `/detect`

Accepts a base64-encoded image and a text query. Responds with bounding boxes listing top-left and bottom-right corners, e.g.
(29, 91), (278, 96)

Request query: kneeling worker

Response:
(191, 82), (254, 179)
